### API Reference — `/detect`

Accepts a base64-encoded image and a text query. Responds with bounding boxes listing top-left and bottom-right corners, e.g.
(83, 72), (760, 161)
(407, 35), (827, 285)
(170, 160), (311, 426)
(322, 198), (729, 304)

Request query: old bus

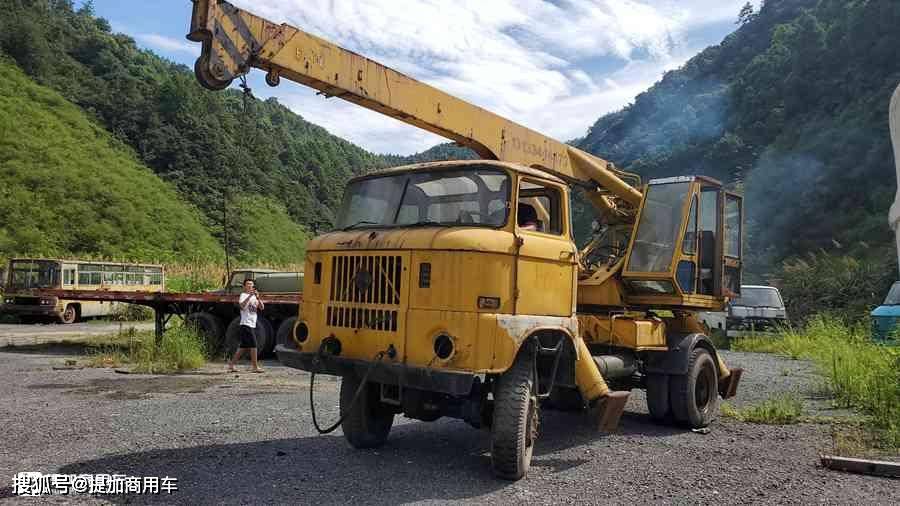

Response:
(0, 258), (164, 323)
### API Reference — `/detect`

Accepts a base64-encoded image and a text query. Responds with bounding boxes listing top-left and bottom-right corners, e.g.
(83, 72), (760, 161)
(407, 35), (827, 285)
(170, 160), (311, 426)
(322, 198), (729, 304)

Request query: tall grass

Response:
(733, 315), (900, 448)
(86, 326), (207, 373)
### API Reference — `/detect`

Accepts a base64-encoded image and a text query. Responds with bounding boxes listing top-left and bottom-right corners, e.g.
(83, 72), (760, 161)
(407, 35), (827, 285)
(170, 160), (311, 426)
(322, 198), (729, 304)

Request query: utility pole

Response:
(890, 83), (900, 276)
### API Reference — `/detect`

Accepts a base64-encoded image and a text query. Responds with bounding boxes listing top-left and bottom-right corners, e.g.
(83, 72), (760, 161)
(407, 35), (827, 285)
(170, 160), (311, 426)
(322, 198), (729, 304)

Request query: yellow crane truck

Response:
(188, 0), (743, 480)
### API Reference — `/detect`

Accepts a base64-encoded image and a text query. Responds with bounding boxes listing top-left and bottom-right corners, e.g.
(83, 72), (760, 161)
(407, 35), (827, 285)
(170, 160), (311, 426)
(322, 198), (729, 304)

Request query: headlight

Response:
(40, 299), (54, 305)
(3, 298), (13, 305)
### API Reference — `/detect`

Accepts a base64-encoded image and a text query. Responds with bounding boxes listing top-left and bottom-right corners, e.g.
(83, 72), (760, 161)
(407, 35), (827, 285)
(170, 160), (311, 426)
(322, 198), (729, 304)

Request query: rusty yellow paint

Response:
(578, 314), (667, 350)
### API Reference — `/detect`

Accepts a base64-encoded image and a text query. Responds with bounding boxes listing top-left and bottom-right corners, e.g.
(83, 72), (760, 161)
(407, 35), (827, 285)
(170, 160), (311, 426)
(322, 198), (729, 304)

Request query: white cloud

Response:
(229, 0), (751, 154)
(135, 33), (200, 56)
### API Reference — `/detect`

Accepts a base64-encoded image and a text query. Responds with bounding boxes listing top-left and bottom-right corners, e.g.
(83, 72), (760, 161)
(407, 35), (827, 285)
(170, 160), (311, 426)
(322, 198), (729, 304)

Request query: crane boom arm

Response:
(187, 0), (642, 209)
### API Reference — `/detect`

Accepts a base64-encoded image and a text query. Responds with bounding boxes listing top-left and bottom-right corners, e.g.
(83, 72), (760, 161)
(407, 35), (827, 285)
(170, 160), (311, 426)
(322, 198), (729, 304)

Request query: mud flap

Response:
(591, 390), (630, 432)
(719, 367), (742, 399)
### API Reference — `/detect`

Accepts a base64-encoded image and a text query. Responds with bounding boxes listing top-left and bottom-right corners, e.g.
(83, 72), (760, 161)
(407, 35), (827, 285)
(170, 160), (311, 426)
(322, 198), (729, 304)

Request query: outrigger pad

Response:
(592, 391), (630, 433)
(719, 368), (743, 400)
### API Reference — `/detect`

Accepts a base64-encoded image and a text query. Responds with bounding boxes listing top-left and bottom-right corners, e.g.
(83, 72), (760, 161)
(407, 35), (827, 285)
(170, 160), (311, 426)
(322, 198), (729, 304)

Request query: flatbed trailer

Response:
(39, 289), (302, 357)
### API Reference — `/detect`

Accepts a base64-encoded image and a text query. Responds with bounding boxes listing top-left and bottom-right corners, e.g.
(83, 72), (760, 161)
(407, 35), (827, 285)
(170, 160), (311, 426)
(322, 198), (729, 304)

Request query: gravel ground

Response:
(0, 347), (897, 505)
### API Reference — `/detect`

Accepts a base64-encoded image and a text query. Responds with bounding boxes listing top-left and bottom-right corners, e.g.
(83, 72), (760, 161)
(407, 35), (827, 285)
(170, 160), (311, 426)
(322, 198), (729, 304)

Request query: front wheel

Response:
(669, 348), (719, 428)
(490, 350), (538, 480)
(60, 304), (77, 324)
(340, 374), (394, 449)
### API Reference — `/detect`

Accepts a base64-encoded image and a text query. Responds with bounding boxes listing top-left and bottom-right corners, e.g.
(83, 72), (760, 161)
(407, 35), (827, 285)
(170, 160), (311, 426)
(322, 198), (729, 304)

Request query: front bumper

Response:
(275, 344), (476, 397)
(0, 304), (60, 317)
(727, 317), (786, 330)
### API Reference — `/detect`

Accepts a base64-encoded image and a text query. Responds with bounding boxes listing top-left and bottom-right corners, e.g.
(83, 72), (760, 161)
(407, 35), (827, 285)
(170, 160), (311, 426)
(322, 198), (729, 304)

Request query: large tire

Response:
(669, 348), (719, 428)
(185, 312), (225, 355)
(257, 317), (274, 356)
(646, 373), (671, 421)
(225, 316), (273, 358)
(491, 350), (538, 480)
(276, 316), (298, 350)
(340, 374), (394, 449)
(60, 304), (78, 324)
(224, 317), (243, 358)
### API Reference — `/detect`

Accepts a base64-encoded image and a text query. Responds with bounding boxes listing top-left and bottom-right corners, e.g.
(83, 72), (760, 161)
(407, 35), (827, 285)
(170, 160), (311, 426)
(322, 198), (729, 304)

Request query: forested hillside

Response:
(0, 59), (221, 262)
(0, 0), (386, 254)
(576, 0), (900, 280)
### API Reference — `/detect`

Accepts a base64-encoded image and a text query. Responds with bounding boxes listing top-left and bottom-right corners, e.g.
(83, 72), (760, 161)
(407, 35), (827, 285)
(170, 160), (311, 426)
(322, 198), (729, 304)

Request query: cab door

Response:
(514, 177), (577, 316)
(722, 192), (743, 297)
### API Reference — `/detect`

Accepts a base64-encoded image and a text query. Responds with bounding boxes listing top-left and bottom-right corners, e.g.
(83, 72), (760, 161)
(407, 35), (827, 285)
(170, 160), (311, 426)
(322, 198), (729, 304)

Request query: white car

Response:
(726, 285), (788, 330)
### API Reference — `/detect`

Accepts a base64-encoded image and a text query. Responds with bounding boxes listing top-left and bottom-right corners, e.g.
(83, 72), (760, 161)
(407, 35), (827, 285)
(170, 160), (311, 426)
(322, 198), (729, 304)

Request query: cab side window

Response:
(517, 180), (563, 235)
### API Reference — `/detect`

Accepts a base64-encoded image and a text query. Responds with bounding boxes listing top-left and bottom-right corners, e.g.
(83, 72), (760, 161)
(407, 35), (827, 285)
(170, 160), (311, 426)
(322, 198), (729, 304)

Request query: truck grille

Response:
(327, 254), (402, 332)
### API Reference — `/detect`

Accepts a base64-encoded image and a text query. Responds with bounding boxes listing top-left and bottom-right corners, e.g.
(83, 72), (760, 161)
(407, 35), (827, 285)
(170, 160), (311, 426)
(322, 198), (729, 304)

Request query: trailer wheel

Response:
(490, 349), (538, 480)
(60, 304), (78, 324)
(185, 312), (224, 355)
(646, 374), (671, 421)
(340, 374), (394, 449)
(225, 316), (274, 358)
(669, 348), (719, 428)
(276, 316), (298, 349)
(257, 317), (275, 356)
(224, 318), (243, 358)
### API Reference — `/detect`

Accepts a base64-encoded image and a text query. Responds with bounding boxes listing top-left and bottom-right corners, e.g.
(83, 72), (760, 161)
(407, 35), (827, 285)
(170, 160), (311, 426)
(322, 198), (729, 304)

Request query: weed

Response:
(83, 325), (207, 373)
(722, 395), (804, 424)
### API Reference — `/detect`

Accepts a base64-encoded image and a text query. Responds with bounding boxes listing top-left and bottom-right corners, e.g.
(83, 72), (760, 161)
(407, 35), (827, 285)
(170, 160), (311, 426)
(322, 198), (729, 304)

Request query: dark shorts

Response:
(239, 325), (258, 349)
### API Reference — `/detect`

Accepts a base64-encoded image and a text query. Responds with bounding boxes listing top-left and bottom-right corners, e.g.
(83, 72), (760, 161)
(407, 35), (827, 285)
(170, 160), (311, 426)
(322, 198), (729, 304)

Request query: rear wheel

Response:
(340, 374), (394, 448)
(646, 374), (670, 421)
(669, 348), (719, 428)
(490, 350), (538, 481)
(60, 304), (78, 324)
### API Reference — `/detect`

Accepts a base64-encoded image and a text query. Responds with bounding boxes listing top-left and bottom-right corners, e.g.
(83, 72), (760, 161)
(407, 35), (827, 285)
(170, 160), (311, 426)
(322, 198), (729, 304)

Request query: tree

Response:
(737, 2), (756, 25)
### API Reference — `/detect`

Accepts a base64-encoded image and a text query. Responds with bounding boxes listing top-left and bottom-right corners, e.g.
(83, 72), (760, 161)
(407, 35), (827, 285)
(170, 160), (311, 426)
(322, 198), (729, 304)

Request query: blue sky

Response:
(79, 0), (756, 155)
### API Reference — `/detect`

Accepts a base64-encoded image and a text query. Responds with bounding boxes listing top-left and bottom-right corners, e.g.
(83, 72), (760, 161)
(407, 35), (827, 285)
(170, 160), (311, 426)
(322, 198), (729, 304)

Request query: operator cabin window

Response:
(517, 180), (563, 235)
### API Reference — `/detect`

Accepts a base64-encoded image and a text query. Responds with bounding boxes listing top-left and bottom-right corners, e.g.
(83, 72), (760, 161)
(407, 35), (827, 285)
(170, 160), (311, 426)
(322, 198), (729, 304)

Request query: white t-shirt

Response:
(239, 292), (259, 328)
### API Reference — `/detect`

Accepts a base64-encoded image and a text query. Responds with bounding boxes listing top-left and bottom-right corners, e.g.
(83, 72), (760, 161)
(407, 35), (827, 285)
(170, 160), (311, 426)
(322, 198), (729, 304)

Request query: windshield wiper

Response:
(342, 220), (380, 230)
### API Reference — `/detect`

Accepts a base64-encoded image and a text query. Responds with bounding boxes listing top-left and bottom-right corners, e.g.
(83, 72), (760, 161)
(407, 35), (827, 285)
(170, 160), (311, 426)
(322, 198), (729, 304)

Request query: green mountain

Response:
(0, 59), (220, 263)
(576, 0), (900, 278)
(0, 0), (386, 245)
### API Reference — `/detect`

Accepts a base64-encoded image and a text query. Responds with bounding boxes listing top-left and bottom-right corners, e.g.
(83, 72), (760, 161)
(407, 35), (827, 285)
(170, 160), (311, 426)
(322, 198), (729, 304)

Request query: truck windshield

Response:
(732, 287), (783, 308)
(627, 182), (690, 273)
(336, 168), (510, 229)
(8, 260), (61, 290)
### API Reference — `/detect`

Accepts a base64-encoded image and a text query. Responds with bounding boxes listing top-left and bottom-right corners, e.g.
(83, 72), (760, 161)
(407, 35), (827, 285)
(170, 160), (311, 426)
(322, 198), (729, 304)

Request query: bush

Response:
(778, 249), (895, 325)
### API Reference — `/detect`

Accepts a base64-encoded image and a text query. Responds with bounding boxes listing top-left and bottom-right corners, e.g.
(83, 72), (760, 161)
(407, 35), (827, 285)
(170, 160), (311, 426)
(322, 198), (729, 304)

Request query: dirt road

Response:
(0, 347), (896, 505)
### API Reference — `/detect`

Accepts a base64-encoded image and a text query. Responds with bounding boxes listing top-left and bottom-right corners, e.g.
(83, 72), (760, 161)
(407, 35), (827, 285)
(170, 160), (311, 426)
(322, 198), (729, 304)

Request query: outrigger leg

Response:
(573, 337), (630, 432)
(716, 354), (743, 399)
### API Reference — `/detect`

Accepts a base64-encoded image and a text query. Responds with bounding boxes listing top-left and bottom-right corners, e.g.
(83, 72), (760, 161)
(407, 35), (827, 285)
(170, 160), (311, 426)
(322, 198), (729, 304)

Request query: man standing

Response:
(228, 278), (265, 373)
